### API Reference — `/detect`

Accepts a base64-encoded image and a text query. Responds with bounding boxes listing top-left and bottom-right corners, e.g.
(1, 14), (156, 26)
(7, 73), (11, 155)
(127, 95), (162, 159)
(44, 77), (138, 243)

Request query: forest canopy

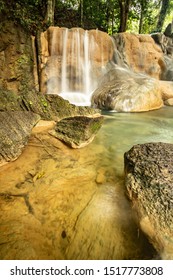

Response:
(0, 0), (172, 35)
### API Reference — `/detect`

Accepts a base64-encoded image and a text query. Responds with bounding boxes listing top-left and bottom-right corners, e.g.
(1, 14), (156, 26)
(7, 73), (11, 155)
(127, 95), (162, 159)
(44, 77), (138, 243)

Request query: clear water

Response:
(99, 106), (173, 175)
(0, 106), (172, 260)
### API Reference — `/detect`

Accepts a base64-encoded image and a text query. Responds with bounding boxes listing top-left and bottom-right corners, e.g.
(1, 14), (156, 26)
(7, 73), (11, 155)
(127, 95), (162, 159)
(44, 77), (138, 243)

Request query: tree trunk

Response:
(118, 0), (131, 32)
(80, 0), (84, 28)
(156, 0), (170, 32)
(139, 1), (144, 34)
(45, 0), (55, 26)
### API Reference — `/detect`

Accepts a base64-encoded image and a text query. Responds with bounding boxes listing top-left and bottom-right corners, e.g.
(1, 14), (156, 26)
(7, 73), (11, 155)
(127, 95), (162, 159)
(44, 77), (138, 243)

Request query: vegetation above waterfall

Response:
(0, 0), (172, 35)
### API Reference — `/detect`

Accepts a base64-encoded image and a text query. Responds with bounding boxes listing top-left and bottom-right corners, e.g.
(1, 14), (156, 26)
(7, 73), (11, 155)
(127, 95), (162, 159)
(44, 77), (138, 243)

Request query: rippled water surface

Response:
(0, 106), (173, 260)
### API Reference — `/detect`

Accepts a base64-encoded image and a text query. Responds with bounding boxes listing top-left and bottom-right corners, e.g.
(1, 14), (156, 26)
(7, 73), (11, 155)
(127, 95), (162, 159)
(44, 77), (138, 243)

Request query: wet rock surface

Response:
(0, 87), (103, 163)
(0, 87), (100, 121)
(40, 27), (114, 94)
(91, 67), (163, 112)
(124, 142), (173, 259)
(113, 33), (163, 79)
(0, 127), (156, 260)
(0, 111), (40, 166)
(0, 20), (35, 93)
(50, 115), (104, 148)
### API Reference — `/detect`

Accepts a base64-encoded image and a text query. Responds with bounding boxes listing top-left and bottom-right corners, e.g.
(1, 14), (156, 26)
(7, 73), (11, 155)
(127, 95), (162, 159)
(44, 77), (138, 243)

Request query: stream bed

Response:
(0, 106), (173, 260)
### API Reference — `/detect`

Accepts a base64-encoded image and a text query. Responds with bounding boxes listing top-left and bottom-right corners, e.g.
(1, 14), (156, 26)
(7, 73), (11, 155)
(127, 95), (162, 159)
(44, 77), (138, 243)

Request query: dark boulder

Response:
(124, 142), (173, 259)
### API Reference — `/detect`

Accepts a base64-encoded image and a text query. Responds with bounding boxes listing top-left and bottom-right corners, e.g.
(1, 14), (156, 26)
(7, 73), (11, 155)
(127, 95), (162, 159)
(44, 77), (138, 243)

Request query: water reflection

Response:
(0, 107), (172, 260)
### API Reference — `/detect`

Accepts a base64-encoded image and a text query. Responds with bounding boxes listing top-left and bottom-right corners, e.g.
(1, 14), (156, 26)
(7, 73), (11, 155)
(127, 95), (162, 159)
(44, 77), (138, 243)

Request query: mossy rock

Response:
(0, 86), (101, 121)
(49, 115), (104, 148)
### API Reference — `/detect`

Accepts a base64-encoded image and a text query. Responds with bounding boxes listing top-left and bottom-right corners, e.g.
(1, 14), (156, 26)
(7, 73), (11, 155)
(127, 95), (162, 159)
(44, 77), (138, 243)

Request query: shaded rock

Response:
(151, 32), (173, 80)
(49, 114), (104, 148)
(0, 20), (36, 93)
(0, 111), (40, 166)
(159, 56), (173, 81)
(159, 80), (173, 100)
(91, 67), (163, 112)
(0, 87), (22, 111)
(164, 98), (173, 106)
(124, 142), (173, 259)
(164, 22), (173, 38)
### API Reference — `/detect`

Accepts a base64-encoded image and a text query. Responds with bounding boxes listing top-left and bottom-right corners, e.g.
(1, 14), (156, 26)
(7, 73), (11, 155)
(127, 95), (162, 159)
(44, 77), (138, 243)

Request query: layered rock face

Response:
(0, 111), (40, 166)
(39, 27), (114, 94)
(113, 33), (164, 79)
(124, 143), (173, 259)
(1, 21), (172, 113)
(0, 21), (37, 93)
(91, 29), (173, 112)
(0, 22), (104, 164)
(151, 31), (173, 82)
(1, 21), (173, 164)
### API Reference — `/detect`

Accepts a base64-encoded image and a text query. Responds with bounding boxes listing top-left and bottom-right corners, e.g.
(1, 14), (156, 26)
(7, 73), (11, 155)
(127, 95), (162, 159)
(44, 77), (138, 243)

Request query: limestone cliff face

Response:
(39, 27), (115, 94)
(0, 21), (37, 93)
(0, 21), (173, 113)
(113, 33), (164, 79)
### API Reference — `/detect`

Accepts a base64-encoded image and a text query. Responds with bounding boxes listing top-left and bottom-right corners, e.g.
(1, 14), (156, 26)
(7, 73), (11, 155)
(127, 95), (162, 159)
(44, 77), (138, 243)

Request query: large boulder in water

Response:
(0, 111), (40, 166)
(124, 142), (173, 259)
(91, 67), (163, 112)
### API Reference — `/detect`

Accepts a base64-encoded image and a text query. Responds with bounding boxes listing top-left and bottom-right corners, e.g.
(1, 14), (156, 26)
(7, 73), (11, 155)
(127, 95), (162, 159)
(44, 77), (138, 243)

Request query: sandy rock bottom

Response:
(0, 124), (157, 260)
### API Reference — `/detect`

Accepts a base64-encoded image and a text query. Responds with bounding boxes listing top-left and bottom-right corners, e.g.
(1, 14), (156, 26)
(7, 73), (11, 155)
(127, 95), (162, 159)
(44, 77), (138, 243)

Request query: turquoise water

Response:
(97, 106), (173, 175)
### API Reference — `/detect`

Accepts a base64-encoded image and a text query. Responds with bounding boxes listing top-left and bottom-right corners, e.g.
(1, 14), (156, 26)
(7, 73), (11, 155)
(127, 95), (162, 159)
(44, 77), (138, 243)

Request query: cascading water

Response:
(46, 27), (114, 106)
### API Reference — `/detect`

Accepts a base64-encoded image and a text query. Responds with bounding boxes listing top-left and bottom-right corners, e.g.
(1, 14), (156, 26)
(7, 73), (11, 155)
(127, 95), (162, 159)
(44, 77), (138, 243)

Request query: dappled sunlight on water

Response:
(0, 106), (173, 260)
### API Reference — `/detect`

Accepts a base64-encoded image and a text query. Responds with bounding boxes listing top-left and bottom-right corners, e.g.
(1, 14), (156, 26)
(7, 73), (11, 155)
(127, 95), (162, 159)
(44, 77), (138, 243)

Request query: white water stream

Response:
(47, 28), (110, 106)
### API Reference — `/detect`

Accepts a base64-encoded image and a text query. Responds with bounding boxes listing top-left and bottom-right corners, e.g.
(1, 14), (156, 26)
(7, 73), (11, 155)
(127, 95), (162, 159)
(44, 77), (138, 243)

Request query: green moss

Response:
(41, 98), (48, 107)
(89, 118), (104, 134)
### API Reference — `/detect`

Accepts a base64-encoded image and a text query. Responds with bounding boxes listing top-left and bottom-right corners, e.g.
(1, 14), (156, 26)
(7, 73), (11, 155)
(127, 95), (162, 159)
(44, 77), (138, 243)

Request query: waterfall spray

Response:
(46, 27), (113, 106)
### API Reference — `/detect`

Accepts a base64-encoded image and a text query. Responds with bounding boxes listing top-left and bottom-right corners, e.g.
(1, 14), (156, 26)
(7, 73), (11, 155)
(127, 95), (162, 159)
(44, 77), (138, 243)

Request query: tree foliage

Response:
(0, 0), (172, 34)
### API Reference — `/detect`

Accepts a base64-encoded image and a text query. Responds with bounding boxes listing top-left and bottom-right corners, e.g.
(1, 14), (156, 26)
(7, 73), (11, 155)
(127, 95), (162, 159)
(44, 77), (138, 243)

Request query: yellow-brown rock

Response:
(39, 27), (114, 94)
(91, 67), (163, 112)
(113, 33), (164, 79)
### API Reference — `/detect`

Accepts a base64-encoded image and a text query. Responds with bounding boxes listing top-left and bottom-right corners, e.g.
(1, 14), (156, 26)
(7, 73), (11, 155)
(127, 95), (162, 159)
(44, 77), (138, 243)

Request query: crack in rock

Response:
(0, 192), (34, 215)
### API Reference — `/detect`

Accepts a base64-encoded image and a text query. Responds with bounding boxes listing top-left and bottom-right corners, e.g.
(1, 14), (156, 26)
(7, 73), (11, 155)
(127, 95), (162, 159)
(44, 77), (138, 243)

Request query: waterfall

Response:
(46, 27), (113, 106)
(61, 28), (68, 93)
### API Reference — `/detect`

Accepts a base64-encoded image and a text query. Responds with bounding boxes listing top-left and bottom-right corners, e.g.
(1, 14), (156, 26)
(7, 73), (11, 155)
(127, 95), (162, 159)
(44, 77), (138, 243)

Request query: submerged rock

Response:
(124, 142), (173, 259)
(91, 67), (163, 112)
(0, 111), (40, 166)
(49, 114), (104, 148)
